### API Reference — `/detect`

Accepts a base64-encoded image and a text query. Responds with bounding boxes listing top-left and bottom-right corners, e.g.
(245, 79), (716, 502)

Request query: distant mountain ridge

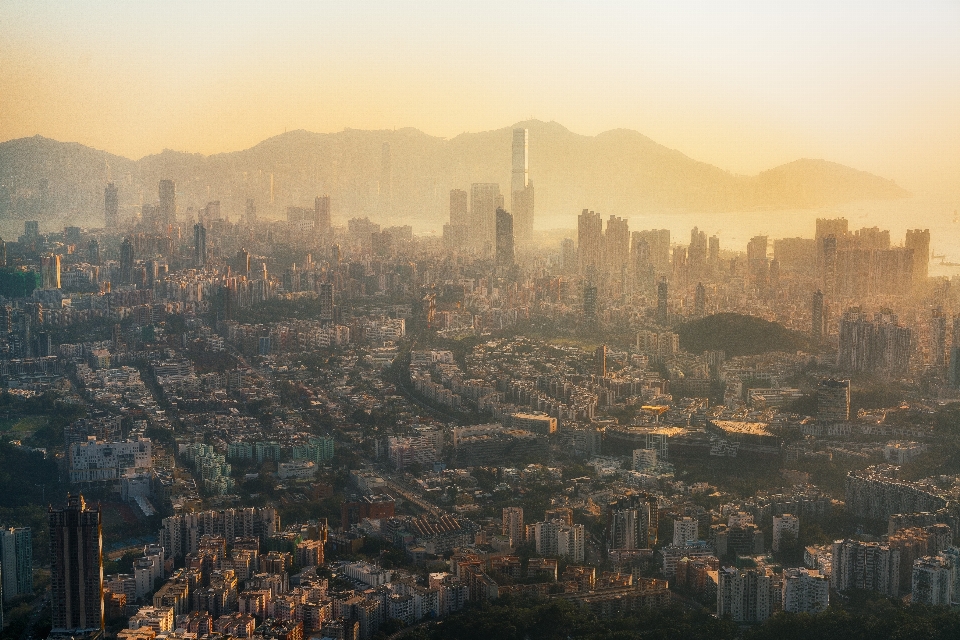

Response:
(0, 121), (909, 228)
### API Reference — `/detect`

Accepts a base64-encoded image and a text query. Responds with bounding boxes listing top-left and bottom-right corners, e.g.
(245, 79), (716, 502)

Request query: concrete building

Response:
(502, 507), (524, 546)
(772, 515), (800, 553)
(717, 566), (775, 623)
(673, 517), (699, 547)
(68, 437), (153, 483)
(782, 567), (829, 613)
(831, 539), (900, 597)
(912, 556), (953, 605)
(0, 526), (32, 601)
(817, 379), (850, 422)
(50, 494), (104, 632)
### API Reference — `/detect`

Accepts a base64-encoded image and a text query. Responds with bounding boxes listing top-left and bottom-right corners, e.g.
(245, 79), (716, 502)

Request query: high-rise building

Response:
(905, 229), (930, 284)
(0, 526), (33, 601)
(511, 128), (535, 247)
(635, 229), (670, 274)
(930, 307), (947, 371)
(41, 254), (61, 290)
(119, 238), (134, 285)
(831, 539), (900, 597)
(607, 494), (657, 550)
(88, 239), (100, 266)
(595, 345), (607, 378)
(246, 199), (257, 226)
(772, 514), (799, 552)
(657, 277), (668, 323)
(319, 283), (334, 325)
(495, 208), (514, 268)
(673, 517), (698, 547)
(582, 283), (597, 320)
(577, 210), (603, 276)
(49, 494), (104, 632)
(688, 227), (707, 276)
(781, 568), (829, 613)
(912, 556), (952, 606)
(694, 282), (705, 317)
(838, 309), (912, 377)
(717, 567), (775, 623)
(604, 215), (630, 275)
(950, 315), (960, 388)
(708, 235), (720, 268)
(194, 222), (207, 268)
(817, 379), (850, 422)
(502, 507), (524, 546)
(158, 179), (176, 226)
(812, 289), (825, 340)
(470, 184), (501, 250)
(449, 189), (468, 226)
(104, 183), (119, 229)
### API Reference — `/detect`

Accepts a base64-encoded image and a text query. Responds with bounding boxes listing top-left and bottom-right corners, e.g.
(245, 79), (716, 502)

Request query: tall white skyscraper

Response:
(511, 128), (528, 195)
(511, 128), (535, 248)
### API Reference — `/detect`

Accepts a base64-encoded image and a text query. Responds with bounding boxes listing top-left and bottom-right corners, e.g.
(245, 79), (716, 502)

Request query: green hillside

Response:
(677, 313), (810, 356)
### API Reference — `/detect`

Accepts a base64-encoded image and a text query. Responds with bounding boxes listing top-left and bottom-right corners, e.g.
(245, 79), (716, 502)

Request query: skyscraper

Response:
(905, 229), (930, 284)
(950, 315), (960, 388)
(88, 239), (100, 266)
(582, 283), (597, 320)
(319, 283), (334, 325)
(604, 215), (630, 276)
(194, 222), (207, 268)
(470, 183), (502, 250)
(511, 128), (535, 247)
(812, 290), (825, 340)
(595, 345), (607, 377)
(119, 238), (134, 285)
(314, 195), (330, 232)
(158, 179), (176, 226)
(502, 507), (524, 546)
(495, 208), (514, 268)
(104, 183), (118, 229)
(930, 307), (946, 371)
(577, 210), (603, 276)
(0, 526), (33, 602)
(41, 254), (61, 290)
(245, 199), (257, 226)
(689, 227), (707, 276)
(449, 189), (468, 226)
(657, 277), (668, 323)
(49, 494), (104, 633)
(817, 379), (850, 422)
(695, 282), (705, 317)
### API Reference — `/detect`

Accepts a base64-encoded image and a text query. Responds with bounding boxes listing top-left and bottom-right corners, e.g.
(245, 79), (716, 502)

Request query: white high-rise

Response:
(773, 514), (800, 552)
(511, 128), (528, 196)
(511, 128), (535, 247)
(782, 568), (829, 613)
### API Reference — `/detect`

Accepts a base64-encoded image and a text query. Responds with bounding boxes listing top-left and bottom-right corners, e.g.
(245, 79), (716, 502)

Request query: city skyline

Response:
(1, 2), (958, 199)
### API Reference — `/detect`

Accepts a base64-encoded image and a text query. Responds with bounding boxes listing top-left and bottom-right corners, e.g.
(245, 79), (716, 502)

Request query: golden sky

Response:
(2, 1), (959, 196)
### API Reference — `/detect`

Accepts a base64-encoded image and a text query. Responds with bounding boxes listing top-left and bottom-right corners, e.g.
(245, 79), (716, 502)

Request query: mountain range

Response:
(0, 120), (909, 230)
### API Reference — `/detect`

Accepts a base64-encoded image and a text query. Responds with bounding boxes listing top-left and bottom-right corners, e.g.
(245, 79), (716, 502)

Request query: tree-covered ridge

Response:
(676, 313), (810, 356)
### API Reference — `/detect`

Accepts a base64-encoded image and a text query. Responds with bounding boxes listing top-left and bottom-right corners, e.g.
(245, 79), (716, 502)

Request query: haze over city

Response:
(3, 4), (960, 640)
(2, 1), (959, 199)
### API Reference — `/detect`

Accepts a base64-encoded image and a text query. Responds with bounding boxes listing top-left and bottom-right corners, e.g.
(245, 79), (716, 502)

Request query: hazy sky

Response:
(2, 1), (958, 196)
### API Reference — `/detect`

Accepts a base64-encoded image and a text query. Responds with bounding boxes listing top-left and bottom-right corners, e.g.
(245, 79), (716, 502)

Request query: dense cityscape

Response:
(0, 118), (958, 640)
